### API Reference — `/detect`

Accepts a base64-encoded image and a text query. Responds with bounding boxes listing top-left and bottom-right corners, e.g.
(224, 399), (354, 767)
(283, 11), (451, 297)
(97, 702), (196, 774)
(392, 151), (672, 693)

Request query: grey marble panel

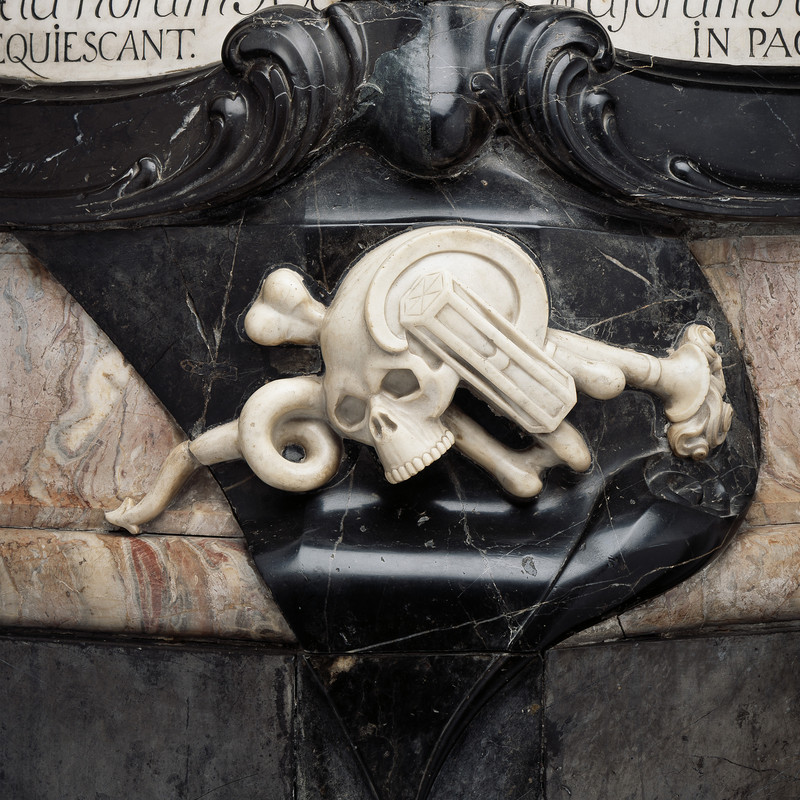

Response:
(0, 637), (294, 800)
(545, 632), (800, 799)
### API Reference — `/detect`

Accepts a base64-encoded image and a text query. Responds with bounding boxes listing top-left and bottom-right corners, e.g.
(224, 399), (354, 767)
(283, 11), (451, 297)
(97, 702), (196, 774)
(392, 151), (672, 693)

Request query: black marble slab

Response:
(4, 2), (800, 222)
(296, 655), (378, 800)
(7, 0), (761, 659)
(4, 631), (799, 799)
(295, 653), (544, 800)
(303, 653), (501, 800)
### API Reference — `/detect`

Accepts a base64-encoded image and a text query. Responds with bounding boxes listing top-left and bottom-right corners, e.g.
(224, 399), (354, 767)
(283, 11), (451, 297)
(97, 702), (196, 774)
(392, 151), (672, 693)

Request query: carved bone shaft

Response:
(104, 421), (241, 535)
(546, 327), (715, 418)
(547, 324), (733, 459)
(443, 406), (591, 498)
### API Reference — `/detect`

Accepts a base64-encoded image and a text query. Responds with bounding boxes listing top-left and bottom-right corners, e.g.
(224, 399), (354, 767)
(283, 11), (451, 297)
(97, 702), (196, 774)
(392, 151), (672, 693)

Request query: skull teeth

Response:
(385, 430), (455, 484)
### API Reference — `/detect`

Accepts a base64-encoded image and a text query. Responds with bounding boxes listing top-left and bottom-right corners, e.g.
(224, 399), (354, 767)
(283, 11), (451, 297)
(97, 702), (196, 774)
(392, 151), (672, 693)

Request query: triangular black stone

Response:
(427, 656), (543, 799)
(304, 654), (516, 800)
(296, 657), (379, 800)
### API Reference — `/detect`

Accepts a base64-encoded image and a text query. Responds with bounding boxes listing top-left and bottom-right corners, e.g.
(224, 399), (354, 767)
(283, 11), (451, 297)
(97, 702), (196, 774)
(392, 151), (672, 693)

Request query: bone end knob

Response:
(245, 269), (326, 346)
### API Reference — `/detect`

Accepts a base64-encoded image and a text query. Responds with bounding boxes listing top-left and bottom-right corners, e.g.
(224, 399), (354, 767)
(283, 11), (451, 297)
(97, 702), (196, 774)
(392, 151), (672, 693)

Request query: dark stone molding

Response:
(3, 1), (800, 226)
(486, 5), (800, 219)
(0, 4), (369, 224)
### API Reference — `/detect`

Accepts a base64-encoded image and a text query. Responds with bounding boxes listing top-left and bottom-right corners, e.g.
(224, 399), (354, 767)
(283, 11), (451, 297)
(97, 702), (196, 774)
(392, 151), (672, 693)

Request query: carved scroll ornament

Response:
(5, 2), (800, 225)
(106, 226), (732, 533)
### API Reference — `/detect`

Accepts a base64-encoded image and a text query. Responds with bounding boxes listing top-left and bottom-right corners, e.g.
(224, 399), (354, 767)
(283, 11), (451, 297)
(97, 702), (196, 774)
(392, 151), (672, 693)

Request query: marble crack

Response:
(761, 95), (799, 151)
(450, 467), (521, 644)
(687, 707), (718, 728)
(699, 755), (800, 781)
(169, 105), (200, 145)
(593, 58), (656, 93)
(213, 210), (245, 355)
(323, 471), (355, 648)
(346, 602), (542, 654)
(43, 148), (69, 165)
(432, 179), (460, 218)
(556, 60), (654, 106)
(189, 771), (264, 800)
(310, 175), (328, 288)
(184, 290), (213, 356)
(597, 249), (653, 287)
(575, 297), (686, 335)
(3, 278), (33, 372)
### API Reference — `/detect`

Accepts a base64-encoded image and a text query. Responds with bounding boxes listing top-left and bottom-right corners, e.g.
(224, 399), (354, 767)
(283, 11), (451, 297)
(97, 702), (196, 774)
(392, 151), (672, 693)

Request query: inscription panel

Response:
(0, 0), (796, 81)
(0, 0), (331, 81)
(540, 0), (800, 63)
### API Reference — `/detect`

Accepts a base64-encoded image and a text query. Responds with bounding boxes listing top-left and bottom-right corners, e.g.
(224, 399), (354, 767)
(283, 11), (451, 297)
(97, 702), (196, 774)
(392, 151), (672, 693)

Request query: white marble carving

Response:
(106, 226), (732, 533)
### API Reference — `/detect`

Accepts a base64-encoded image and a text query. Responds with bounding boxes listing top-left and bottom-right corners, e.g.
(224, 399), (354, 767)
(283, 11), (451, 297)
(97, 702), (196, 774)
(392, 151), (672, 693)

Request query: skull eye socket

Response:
(380, 369), (420, 399)
(335, 395), (368, 429)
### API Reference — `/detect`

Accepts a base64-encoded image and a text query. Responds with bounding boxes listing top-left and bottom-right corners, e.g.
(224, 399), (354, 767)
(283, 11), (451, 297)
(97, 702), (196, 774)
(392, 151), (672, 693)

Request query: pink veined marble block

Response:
(0, 527), (295, 642)
(694, 237), (800, 528)
(0, 235), (240, 537)
(566, 524), (800, 645)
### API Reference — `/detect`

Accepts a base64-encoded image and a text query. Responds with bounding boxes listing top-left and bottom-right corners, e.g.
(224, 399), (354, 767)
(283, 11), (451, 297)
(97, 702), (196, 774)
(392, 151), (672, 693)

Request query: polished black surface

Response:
(296, 653), (543, 800)
(229, 224), (756, 654)
(303, 654), (500, 800)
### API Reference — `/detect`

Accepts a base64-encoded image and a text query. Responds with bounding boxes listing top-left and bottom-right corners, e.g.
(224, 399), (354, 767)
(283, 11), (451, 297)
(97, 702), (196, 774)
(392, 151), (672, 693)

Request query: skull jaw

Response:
(381, 428), (455, 484)
(368, 403), (455, 484)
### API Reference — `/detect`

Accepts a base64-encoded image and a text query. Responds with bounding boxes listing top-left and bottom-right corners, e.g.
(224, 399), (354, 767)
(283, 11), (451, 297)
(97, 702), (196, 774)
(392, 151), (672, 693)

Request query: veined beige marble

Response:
(0, 234), (239, 537)
(617, 524), (800, 636)
(693, 237), (800, 527)
(0, 527), (294, 643)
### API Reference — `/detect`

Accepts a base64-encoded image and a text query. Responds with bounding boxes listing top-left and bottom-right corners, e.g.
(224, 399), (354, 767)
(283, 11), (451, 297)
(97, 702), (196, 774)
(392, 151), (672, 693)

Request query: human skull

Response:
(317, 225), (561, 484)
(321, 303), (459, 484)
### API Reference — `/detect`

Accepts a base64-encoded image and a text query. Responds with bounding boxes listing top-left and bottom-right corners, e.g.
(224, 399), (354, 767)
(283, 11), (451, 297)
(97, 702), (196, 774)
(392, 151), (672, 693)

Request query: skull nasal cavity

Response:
(371, 413), (398, 439)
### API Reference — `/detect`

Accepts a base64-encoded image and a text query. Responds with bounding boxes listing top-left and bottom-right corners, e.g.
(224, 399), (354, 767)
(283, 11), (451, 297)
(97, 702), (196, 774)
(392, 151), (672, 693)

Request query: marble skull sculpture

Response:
(316, 227), (578, 484)
(106, 226), (732, 534)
